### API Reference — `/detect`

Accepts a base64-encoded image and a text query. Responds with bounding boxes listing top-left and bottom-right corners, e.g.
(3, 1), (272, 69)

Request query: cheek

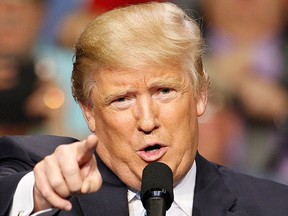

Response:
(95, 112), (135, 155)
(161, 95), (198, 128)
(161, 96), (199, 150)
(96, 126), (134, 172)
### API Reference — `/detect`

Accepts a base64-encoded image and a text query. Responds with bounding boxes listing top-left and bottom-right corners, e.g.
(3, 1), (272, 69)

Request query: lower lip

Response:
(138, 146), (168, 162)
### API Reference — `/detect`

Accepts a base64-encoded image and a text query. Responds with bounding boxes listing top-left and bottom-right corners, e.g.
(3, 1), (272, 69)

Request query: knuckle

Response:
(33, 163), (41, 172)
(50, 177), (65, 190)
(55, 145), (69, 155)
(33, 162), (44, 176)
(62, 165), (79, 176)
(43, 154), (54, 163)
(40, 186), (53, 200)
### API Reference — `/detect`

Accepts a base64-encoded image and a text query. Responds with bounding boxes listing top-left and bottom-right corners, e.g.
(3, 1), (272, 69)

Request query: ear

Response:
(196, 91), (208, 117)
(79, 101), (96, 132)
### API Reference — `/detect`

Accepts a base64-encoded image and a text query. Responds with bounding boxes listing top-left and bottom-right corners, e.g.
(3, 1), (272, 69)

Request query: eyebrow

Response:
(102, 88), (135, 105)
(149, 78), (183, 89)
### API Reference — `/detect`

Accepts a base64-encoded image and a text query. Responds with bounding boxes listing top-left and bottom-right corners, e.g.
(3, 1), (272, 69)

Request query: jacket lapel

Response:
(193, 154), (248, 216)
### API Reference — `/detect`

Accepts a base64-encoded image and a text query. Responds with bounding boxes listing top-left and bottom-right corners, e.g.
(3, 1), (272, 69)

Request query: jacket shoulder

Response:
(218, 164), (288, 214)
(0, 135), (78, 162)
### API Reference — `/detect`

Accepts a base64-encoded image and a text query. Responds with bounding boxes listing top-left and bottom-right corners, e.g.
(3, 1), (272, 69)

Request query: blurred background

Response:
(0, 0), (287, 185)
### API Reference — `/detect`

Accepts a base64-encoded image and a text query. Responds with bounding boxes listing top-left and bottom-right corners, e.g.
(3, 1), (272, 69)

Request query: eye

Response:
(115, 97), (126, 103)
(154, 88), (177, 102)
(111, 96), (133, 110)
(160, 88), (172, 94)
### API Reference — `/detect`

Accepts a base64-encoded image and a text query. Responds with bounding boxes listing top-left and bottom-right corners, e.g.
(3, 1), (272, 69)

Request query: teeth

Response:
(147, 149), (158, 153)
(144, 144), (161, 152)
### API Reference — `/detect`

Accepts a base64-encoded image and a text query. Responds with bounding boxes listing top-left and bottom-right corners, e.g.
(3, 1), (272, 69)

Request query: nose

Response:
(136, 96), (159, 134)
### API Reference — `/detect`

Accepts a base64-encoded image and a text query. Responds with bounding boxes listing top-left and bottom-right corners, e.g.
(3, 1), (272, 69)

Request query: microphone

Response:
(140, 162), (174, 216)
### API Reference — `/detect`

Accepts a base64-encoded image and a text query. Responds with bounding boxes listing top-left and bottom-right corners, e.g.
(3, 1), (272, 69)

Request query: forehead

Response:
(95, 66), (190, 88)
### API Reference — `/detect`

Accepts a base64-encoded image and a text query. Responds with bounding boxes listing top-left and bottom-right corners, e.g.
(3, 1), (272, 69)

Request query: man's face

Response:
(81, 66), (207, 190)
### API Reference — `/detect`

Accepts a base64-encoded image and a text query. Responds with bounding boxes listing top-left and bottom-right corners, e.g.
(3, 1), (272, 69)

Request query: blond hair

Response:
(72, 2), (209, 104)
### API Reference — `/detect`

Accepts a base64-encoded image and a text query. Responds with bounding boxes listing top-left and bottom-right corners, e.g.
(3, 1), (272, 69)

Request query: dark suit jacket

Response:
(0, 135), (288, 216)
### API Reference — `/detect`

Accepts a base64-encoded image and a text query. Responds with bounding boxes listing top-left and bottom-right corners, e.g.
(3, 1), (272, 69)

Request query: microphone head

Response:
(140, 162), (174, 210)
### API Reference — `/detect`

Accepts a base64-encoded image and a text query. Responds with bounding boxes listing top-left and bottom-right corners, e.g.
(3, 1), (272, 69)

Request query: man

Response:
(0, 2), (288, 216)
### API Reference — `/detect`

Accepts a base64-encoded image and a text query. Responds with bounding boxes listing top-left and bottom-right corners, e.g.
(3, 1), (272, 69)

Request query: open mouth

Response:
(144, 144), (162, 153)
(138, 144), (168, 162)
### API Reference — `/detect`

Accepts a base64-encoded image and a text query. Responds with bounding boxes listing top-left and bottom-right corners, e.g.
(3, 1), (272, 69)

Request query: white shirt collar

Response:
(173, 161), (196, 215)
(128, 161), (196, 216)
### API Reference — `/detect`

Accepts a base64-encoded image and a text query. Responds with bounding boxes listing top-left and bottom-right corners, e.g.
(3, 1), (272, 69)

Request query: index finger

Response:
(77, 134), (98, 165)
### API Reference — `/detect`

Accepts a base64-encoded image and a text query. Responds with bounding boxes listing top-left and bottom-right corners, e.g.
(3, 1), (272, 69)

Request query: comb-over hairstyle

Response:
(72, 2), (209, 104)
